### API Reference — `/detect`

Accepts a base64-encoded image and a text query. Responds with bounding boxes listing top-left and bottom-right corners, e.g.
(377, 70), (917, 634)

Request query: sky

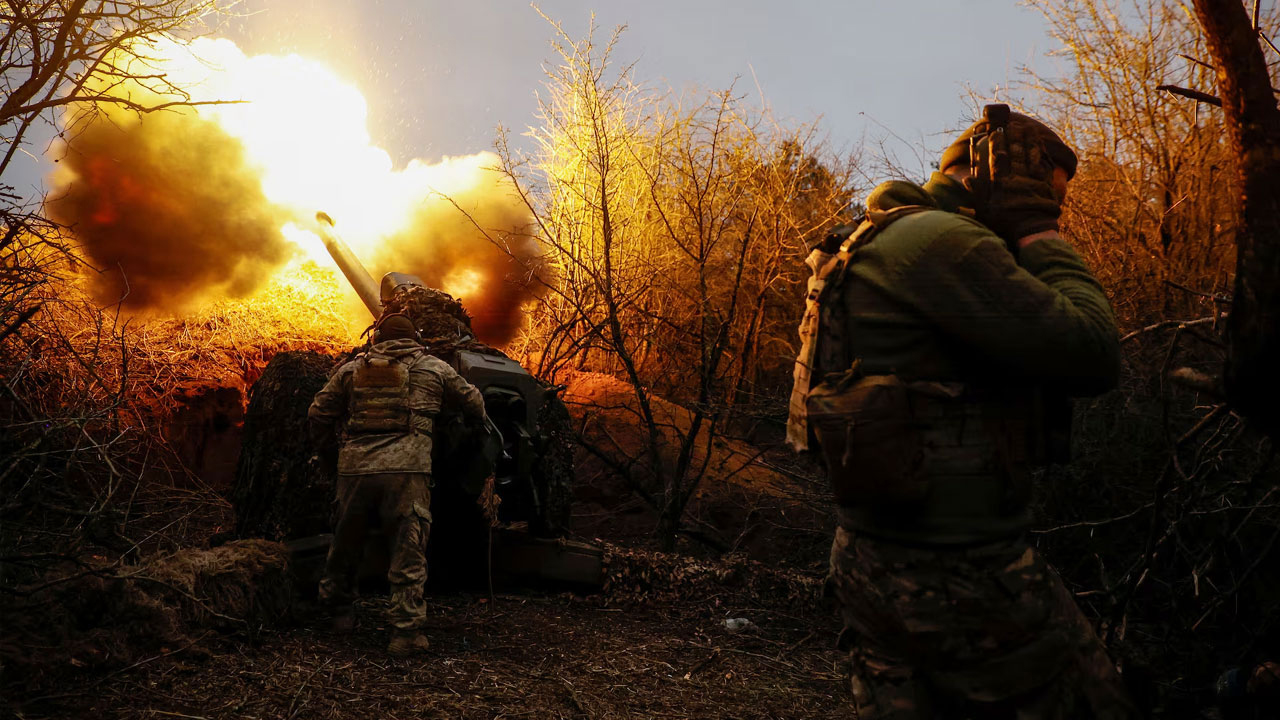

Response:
(5, 0), (1063, 201)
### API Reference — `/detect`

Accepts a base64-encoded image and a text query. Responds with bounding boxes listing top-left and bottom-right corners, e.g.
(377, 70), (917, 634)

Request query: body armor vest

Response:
(788, 206), (930, 452)
(348, 352), (418, 436)
(789, 204), (1037, 544)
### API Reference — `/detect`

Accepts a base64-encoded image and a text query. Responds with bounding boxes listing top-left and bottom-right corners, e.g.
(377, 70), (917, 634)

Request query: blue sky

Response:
(6, 1), (1062, 200)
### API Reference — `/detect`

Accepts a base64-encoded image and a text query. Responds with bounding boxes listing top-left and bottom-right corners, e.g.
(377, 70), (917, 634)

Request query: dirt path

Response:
(16, 592), (850, 719)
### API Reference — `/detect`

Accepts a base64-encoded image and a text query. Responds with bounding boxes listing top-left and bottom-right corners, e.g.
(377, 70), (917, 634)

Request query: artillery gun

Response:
(231, 213), (598, 591)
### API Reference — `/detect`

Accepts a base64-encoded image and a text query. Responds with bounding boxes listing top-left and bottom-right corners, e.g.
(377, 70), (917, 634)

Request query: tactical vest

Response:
(787, 206), (930, 452)
(788, 205), (1035, 545)
(348, 351), (424, 436)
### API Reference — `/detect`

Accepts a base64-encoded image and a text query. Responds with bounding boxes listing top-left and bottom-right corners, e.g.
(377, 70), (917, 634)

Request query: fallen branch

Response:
(1121, 315), (1221, 343)
(682, 648), (721, 680)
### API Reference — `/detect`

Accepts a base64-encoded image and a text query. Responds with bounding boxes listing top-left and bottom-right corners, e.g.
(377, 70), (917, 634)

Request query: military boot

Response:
(387, 630), (430, 656)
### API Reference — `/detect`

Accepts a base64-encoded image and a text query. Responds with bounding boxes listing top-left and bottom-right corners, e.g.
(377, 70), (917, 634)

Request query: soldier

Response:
(789, 111), (1141, 717)
(309, 313), (487, 655)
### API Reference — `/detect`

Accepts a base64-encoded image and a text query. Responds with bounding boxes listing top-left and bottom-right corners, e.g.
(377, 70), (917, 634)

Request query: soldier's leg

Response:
(831, 525), (1137, 719)
(380, 472), (432, 635)
(997, 565), (1140, 720)
(849, 644), (937, 719)
(917, 543), (1139, 719)
(318, 474), (374, 612)
(830, 525), (940, 719)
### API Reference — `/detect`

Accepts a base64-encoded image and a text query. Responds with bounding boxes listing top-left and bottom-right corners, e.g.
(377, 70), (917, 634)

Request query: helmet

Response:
(373, 313), (422, 343)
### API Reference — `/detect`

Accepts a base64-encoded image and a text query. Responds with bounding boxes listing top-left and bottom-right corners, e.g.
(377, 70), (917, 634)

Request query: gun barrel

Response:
(314, 211), (383, 319)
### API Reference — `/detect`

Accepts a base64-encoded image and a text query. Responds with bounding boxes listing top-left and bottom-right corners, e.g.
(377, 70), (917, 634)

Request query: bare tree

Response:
(498, 16), (852, 550)
(1, 0), (227, 179)
(1, 0), (232, 596)
(1022, 0), (1244, 329)
(1190, 0), (1280, 436)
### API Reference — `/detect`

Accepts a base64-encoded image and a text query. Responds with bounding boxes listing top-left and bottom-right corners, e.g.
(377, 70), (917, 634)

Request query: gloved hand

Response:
(966, 122), (1062, 242)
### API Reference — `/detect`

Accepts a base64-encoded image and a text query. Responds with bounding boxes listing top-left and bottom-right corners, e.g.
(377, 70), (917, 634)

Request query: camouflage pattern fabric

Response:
(829, 525), (1139, 719)
(382, 285), (474, 344)
(309, 338), (486, 475)
(318, 472), (433, 631)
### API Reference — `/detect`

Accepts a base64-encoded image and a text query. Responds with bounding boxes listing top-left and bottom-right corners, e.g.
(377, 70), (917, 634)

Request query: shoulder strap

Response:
(818, 204), (933, 296)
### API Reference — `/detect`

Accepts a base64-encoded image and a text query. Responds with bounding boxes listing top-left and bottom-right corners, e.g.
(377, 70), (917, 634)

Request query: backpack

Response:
(787, 205), (936, 505)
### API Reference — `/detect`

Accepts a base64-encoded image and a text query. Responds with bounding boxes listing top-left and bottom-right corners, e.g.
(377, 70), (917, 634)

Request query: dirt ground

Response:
(13, 587), (849, 719)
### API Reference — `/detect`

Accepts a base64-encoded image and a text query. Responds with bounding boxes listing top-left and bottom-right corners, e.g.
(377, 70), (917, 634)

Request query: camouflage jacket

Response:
(309, 339), (487, 475)
(797, 173), (1120, 544)
(813, 173), (1120, 389)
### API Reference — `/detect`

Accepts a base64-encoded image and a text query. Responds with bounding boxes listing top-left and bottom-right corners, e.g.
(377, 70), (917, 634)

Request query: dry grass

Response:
(0, 539), (293, 698)
(2, 261), (357, 559)
(11, 546), (846, 720)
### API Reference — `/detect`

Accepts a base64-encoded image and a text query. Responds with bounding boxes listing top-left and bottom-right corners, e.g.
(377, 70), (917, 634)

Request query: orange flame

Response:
(55, 36), (540, 344)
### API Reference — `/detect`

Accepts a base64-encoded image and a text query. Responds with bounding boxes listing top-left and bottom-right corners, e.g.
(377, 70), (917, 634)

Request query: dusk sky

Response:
(9, 1), (1063, 200)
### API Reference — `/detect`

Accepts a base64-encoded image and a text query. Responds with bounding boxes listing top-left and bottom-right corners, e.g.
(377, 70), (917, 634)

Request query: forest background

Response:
(2, 0), (1279, 714)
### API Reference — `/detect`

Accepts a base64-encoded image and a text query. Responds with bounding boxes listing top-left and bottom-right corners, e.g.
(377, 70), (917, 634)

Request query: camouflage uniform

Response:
(309, 337), (486, 630)
(831, 526), (1136, 718)
(794, 154), (1139, 717)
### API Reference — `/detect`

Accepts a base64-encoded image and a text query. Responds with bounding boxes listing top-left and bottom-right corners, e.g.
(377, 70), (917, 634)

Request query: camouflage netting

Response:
(233, 350), (338, 540)
(135, 539), (294, 628)
(600, 544), (824, 609)
(532, 390), (574, 536)
(0, 540), (291, 688)
(383, 286), (474, 345)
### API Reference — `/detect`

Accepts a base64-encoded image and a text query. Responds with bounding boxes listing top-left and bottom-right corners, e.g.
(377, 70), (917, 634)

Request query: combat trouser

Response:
(829, 525), (1140, 719)
(318, 472), (433, 631)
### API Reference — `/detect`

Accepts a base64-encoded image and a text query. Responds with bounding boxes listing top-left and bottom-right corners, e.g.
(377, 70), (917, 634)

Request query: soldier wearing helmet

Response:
(309, 313), (487, 655)
(790, 111), (1139, 717)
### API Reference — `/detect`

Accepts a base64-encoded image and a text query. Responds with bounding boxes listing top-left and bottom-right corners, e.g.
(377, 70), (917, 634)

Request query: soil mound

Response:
(0, 539), (291, 693)
(562, 371), (831, 562)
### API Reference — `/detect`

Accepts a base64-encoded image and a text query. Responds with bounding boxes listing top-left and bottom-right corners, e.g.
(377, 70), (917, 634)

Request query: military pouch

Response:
(806, 371), (929, 506)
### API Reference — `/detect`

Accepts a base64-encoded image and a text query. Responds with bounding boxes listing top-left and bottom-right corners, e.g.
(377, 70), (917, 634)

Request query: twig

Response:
(778, 631), (815, 657)
(1120, 315), (1220, 343)
(682, 648), (721, 680)
(1156, 84), (1222, 106)
(1031, 503), (1154, 534)
(0, 302), (41, 342)
(562, 678), (595, 718)
(1163, 279), (1231, 304)
(285, 659), (330, 720)
(1178, 404), (1229, 445)
(1192, 525), (1280, 631)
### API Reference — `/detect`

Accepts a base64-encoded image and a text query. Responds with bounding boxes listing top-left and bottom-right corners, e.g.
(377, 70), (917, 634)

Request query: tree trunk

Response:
(1192, 0), (1280, 436)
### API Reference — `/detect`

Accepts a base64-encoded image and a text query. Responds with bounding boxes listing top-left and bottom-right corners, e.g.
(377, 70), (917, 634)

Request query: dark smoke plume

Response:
(49, 110), (291, 312)
(370, 162), (542, 344)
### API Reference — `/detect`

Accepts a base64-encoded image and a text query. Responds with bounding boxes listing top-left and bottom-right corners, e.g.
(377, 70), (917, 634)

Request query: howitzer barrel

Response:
(314, 211), (383, 319)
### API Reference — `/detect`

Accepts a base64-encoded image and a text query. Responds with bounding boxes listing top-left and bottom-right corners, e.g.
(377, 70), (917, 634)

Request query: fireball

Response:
(51, 35), (541, 344)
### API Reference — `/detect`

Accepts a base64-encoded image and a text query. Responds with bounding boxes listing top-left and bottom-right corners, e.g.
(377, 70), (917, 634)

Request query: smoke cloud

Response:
(49, 111), (292, 312)
(46, 37), (542, 344)
(370, 154), (542, 344)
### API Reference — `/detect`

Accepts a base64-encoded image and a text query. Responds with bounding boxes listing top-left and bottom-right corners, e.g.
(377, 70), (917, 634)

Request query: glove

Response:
(966, 122), (1061, 242)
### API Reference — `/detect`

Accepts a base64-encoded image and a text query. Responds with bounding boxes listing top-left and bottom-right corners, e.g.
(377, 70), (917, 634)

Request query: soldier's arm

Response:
(308, 365), (352, 443)
(441, 366), (487, 422)
(904, 219), (1120, 395)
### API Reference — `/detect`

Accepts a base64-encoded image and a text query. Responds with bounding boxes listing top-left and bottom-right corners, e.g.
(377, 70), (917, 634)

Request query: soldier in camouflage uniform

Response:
(309, 313), (487, 655)
(790, 113), (1140, 717)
